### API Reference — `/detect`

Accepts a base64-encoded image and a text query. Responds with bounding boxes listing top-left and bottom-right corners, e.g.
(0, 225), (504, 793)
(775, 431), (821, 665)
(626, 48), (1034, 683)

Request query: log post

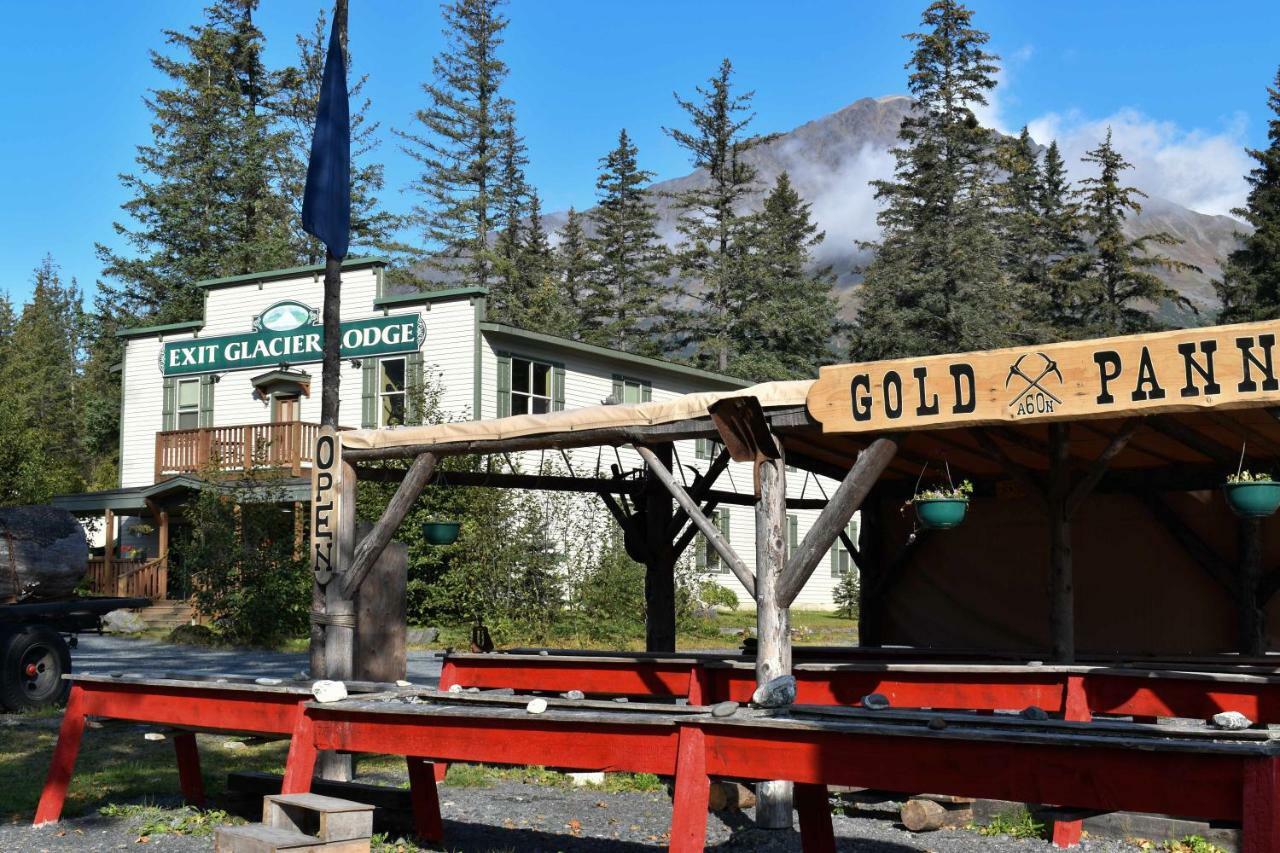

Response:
(103, 508), (115, 593)
(1048, 423), (1074, 663)
(754, 439), (793, 829)
(643, 443), (677, 652)
(857, 489), (883, 646)
(1239, 516), (1265, 656)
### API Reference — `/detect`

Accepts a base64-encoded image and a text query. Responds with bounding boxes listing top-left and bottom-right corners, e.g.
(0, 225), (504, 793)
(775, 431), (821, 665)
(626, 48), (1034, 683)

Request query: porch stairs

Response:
(215, 793), (373, 852)
(134, 600), (196, 630)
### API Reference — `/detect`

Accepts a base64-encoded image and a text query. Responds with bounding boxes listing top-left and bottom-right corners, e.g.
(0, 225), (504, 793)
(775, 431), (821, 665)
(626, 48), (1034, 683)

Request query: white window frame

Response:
(176, 378), (200, 430)
(510, 356), (554, 416)
(379, 356), (408, 427)
(618, 376), (650, 405)
(831, 520), (860, 577)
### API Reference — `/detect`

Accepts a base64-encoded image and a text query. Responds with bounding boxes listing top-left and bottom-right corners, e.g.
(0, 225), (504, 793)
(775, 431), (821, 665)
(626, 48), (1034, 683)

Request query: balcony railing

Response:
(86, 556), (167, 599)
(155, 420), (322, 481)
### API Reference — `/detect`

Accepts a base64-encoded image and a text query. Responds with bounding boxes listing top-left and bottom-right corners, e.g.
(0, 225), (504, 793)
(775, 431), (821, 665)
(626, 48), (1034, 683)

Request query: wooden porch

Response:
(155, 421), (323, 481)
(86, 555), (169, 600)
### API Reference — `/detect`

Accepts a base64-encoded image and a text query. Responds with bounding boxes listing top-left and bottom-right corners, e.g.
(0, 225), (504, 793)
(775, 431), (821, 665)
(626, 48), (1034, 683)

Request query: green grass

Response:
(972, 806), (1045, 839)
(98, 802), (243, 838)
(0, 723), (291, 821)
(441, 763), (663, 793)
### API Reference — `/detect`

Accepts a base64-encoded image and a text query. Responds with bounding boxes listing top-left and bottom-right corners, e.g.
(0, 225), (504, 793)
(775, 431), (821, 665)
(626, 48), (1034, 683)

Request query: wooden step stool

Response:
(215, 793), (374, 852)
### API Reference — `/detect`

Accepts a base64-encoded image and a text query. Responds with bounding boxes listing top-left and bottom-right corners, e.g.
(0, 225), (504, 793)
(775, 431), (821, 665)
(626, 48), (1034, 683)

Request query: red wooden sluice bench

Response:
(284, 691), (1280, 853)
(33, 674), (395, 827)
(441, 651), (1280, 723)
(33, 674), (1280, 852)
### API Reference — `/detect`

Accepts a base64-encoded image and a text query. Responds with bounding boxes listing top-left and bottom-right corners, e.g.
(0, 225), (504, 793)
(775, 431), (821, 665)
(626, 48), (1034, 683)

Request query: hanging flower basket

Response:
(1224, 473), (1280, 518)
(910, 479), (973, 530)
(421, 520), (461, 545)
(913, 498), (969, 530)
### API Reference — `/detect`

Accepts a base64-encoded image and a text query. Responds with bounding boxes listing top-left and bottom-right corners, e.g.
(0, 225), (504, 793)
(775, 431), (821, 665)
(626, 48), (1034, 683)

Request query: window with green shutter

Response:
(496, 352), (511, 418)
(198, 375), (215, 427)
(161, 377), (176, 431)
(360, 359), (377, 428)
(505, 355), (560, 415)
(695, 437), (720, 460)
(830, 519), (860, 576)
(405, 351), (425, 425)
(611, 374), (652, 405)
(787, 514), (798, 559)
(696, 508), (731, 573)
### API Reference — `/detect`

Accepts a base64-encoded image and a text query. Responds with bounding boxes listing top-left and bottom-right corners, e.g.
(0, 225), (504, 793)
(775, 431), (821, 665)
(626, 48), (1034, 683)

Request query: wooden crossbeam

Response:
(776, 435), (900, 609)
(972, 429), (1048, 507)
(666, 447), (731, 539)
(341, 452), (437, 598)
(1137, 492), (1236, 596)
(1065, 418), (1141, 518)
(636, 446), (756, 597)
(1146, 416), (1238, 466)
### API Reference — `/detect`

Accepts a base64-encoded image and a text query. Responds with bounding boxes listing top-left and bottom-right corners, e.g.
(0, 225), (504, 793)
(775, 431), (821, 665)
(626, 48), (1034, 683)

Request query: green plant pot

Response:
(1224, 482), (1280, 518)
(421, 520), (461, 545)
(914, 498), (969, 530)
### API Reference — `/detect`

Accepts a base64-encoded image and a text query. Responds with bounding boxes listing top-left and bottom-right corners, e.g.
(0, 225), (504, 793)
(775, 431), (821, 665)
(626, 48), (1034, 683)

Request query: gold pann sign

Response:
(807, 321), (1280, 434)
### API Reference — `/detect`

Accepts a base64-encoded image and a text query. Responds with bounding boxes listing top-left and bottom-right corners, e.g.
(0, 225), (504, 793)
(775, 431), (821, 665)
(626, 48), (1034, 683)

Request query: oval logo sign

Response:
(259, 301), (314, 332)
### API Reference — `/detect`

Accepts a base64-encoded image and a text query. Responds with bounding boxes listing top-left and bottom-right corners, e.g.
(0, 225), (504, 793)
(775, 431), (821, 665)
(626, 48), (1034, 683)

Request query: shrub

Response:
(833, 570), (860, 619)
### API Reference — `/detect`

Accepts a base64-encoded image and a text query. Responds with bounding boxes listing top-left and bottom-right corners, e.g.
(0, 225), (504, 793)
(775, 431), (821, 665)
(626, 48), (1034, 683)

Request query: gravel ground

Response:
(67, 634), (444, 685)
(10, 785), (1142, 853)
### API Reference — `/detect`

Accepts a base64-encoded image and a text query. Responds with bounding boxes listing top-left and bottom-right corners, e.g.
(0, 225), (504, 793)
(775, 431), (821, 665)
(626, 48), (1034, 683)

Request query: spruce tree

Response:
(733, 172), (840, 379)
(490, 115), (532, 320)
(852, 0), (1016, 360)
(513, 191), (574, 335)
(1216, 67), (1280, 322)
(1074, 129), (1195, 334)
(1038, 140), (1090, 336)
(554, 207), (595, 318)
(97, 0), (296, 324)
(584, 129), (671, 354)
(398, 0), (515, 290)
(277, 9), (404, 265)
(664, 59), (772, 372)
(0, 258), (85, 502)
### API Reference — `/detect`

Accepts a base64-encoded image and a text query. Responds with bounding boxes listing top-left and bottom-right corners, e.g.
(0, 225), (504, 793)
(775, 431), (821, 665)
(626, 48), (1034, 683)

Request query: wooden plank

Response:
(636, 446), (755, 597)
(1064, 418), (1140, 518)
(808, 320), (1280, 434)
(354, 531), (407, 683)
(776, 436), (900, 608)
(1240, 517), (1265, 656)
(341, 452), (436, 598)
(643, 443), (677, 653)
(1048, 423), (1074, 663)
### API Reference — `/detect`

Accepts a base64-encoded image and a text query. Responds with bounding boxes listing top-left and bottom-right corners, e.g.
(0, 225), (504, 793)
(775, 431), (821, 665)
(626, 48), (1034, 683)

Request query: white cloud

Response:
(1027, 108), (1251, 217)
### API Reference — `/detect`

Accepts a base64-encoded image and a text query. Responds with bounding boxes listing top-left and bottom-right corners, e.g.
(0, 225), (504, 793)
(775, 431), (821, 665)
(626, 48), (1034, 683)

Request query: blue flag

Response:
(301, 8), (351, 259)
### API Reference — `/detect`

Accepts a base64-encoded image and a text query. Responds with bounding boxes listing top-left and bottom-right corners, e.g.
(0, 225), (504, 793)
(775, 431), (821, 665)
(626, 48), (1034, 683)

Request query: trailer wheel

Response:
(0, 625), (71, 712)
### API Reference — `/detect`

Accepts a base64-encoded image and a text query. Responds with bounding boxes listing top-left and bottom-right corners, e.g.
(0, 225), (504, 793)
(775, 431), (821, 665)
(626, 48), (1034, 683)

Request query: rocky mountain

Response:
(549, 95), (1245, 326)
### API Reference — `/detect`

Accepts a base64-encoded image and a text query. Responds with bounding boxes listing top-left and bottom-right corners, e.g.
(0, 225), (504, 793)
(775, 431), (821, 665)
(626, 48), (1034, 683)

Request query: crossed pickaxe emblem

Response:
(1005, 352), (1063, 407)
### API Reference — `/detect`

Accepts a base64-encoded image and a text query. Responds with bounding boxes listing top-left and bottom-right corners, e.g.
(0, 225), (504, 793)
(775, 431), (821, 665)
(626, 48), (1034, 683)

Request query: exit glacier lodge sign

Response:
(806, 320), (1280, 434)
(160, 300), (425, 377)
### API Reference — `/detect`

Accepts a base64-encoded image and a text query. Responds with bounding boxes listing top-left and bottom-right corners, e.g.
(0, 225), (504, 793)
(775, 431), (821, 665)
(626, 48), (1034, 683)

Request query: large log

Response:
(0, 506), (88, 602)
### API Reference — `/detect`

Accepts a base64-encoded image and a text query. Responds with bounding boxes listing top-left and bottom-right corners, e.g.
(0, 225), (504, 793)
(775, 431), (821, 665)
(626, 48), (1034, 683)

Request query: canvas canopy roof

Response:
(340, 320), (1280, 494)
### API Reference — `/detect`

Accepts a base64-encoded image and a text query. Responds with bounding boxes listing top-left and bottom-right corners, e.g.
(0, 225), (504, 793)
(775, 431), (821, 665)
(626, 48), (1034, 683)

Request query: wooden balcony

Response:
(87, 556), (167, 600)
(155, 421), (322, 481)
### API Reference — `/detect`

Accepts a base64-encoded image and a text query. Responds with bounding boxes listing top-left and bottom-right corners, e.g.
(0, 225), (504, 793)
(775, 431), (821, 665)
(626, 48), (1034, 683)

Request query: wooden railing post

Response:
(291, 420), (303, 476)
(197, 429), (212, 470)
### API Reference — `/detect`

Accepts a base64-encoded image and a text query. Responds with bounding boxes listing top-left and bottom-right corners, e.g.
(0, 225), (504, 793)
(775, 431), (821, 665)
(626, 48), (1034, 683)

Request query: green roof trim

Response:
(373, 286), (488, 309)
(53, 474), (311, 513)
(478, 322), (753, 389)
(196, 256), (389, 290)
(116, 320), (205, 340)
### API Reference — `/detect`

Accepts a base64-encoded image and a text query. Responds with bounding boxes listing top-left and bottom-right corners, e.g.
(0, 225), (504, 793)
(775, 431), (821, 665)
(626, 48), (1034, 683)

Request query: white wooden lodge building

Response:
(55, 257), (850, 611)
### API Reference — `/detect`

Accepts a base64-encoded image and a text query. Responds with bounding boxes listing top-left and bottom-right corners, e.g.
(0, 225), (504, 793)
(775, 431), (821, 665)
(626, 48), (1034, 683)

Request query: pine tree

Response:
(514, 191), (575, 335)
(0, 292), (14, 354)
(1216, 67), (1280, 322)
(97, 0), (296, 324)
(276, 9), (405, 265)
(0, 258), (85, 503)
(554, 207), (595, 318)
(852, 0), (1016, 360)
(398, 0), (515, 290)
(1074, 129), (1196, 334)
(584, 129), (671, 353)
(664, 59), (773, 372)
(732, 172), (840, 379)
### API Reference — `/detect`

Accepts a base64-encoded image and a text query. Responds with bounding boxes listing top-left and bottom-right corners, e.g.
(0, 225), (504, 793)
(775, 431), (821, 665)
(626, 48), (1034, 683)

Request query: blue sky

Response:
(2, 0), (1277, 304)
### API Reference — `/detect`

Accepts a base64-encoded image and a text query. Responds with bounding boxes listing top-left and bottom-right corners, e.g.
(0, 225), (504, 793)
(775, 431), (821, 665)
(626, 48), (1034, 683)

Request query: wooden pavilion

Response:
(315, 318), (1280, 825)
